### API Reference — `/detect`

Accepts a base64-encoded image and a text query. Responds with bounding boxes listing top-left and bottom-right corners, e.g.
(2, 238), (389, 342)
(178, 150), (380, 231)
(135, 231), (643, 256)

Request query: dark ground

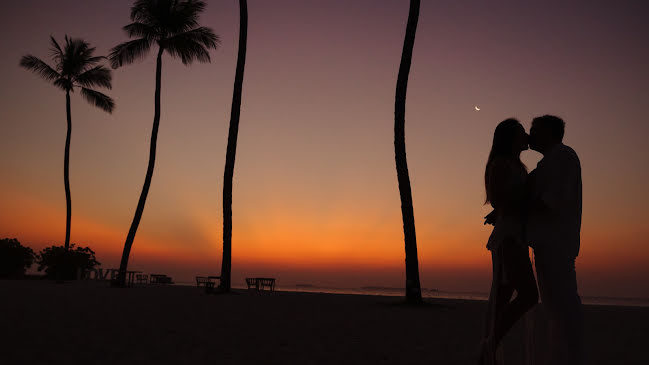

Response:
(1, 280), (647, 364)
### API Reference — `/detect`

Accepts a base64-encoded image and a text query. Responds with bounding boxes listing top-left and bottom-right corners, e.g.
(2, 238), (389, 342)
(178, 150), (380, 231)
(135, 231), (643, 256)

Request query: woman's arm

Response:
(489, 159), (525, 216)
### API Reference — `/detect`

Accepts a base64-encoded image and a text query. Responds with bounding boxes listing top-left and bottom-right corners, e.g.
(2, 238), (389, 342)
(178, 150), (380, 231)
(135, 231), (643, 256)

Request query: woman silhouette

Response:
(480, 118), (539, 364)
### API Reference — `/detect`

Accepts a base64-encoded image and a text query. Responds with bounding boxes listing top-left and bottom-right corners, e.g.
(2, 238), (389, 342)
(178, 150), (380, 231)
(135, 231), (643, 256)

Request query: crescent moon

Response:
(474, 106), (480, 111)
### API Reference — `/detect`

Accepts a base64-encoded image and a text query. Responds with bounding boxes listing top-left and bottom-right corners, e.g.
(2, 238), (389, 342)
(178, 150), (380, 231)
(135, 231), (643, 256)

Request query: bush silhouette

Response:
(0, 238), (35, 278)
(36, 244), (100, 280)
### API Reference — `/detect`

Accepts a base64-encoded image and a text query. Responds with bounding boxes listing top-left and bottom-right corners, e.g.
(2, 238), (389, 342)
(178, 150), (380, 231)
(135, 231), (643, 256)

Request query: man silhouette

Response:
(527, 115), (583, 365)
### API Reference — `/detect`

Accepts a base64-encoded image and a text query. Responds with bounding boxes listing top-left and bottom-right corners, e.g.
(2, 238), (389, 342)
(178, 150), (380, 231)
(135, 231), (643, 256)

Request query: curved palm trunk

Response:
(117, 47), (164, 286)
(219, 0), (248, 292)
(64, 91), (72, 251)
(395, 0), (422, 304)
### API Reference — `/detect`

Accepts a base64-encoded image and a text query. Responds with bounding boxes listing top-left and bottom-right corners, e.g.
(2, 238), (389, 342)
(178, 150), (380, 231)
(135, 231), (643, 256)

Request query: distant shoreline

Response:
(14, 276), (649, 308)
(166, 281), (649, 308)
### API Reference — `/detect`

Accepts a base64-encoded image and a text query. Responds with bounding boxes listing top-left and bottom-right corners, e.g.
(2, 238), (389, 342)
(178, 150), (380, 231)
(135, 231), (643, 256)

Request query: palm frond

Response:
(130, 0), (159, 24)
(75, 66), (112, 89)
(49, 36), (64, 69)
(128, 0), (209, 36)
(85, 56), (107, 67)
(164, 38), (210, 65)
(117, 0), (216, 65)
(49, 35), (63, 54)
(167, 0), (207, 34)
(54, 78), (73, 91)
(19, 55), (61, 82)
(62, 37), (98, 76)
(177, 0), (207, 19)
(109, 38), (153, 68)
(162, 27), (218, 65)
(124, 22), (159, 40)
(171, 27), (219, 49)
(80, 87), (115, 113)
(23, 36), (113, 96)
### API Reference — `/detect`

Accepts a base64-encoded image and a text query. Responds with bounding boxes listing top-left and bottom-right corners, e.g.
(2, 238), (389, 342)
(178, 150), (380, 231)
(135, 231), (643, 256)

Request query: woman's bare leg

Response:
(493, 238), (538, 347)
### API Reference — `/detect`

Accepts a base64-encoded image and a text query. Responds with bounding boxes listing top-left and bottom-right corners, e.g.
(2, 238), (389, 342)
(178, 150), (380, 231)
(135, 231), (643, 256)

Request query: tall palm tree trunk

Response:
(220, 0), (248, 292)
(64, 91), (72, 251)
(118, 47), (164, 286)
(395, 0), (422, 304)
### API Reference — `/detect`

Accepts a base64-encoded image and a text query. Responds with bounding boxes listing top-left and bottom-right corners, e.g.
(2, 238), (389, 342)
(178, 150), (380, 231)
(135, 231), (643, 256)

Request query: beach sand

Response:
(1, 280), (647, 364)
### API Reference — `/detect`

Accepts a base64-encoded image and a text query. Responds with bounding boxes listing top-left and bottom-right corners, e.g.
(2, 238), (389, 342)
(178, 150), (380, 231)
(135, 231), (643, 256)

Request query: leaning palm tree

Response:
(109, 0), (219, 285)
(394, 0), (422, 304)
(219, 0), (248, 292)
(20, 36), (115, 252)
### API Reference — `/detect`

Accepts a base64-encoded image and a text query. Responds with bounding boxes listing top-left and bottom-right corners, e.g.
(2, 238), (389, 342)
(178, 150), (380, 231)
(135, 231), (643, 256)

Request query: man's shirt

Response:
(527, 143), (582, 258)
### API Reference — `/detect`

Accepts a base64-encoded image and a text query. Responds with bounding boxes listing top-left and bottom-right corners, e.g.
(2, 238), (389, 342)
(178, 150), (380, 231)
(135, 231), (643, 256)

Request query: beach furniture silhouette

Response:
(196, 276), (221, 293)
(135, 274), (148, 285)
(246, 277), (276, 292)
(149, 274), (173, 285)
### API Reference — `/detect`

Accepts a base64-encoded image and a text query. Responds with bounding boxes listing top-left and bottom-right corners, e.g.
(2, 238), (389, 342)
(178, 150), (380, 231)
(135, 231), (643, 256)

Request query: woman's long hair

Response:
(485, 118), (527, 205)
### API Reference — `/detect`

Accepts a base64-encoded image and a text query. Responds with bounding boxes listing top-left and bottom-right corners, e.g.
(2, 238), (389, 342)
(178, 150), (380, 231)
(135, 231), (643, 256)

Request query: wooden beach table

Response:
(196, 276), (221, 290)
(107, 269), (142, 287)
(149, 274), (173, 285)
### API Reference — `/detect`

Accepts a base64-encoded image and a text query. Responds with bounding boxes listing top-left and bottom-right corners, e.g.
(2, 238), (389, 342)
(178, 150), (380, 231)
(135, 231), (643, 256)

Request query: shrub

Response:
(36, 244), (101, 280)
(0, 238), (35, 278)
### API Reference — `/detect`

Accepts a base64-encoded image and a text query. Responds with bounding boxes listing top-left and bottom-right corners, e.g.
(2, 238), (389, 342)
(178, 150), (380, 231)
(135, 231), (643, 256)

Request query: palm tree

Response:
(109, 0), (219, 285)
(394, 0), (422, 304)
(219, 0), (248, 292)
(20, 36), (115, 252)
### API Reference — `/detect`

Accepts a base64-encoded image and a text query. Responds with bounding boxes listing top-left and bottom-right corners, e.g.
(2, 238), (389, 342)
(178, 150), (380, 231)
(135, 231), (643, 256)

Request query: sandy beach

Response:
(1, 280), (647, 364)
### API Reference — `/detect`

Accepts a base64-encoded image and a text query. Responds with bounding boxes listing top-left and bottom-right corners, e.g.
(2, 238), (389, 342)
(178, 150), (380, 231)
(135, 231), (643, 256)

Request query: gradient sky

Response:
(1, 0), (648, 297)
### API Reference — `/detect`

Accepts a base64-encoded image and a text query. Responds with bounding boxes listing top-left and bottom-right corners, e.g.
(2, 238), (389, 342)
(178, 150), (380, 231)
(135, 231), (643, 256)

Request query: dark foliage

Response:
(20, 35), (115, 113)
(36, 244), (100, 280)
(0, 238), (35, 278)
(109, 0), (219, 69)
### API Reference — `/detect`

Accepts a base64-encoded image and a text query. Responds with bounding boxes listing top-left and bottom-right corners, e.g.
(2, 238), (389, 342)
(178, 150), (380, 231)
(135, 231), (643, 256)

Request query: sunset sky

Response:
(1, 0), (648, 298)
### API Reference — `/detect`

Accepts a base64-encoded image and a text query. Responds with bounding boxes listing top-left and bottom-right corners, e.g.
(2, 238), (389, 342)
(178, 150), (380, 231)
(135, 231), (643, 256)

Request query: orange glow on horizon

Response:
(4, 188), (648, 296)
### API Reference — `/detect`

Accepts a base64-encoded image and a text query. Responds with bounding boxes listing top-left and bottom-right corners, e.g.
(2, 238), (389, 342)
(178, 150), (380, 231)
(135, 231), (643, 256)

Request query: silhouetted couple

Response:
(480, 115), (583, 365)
